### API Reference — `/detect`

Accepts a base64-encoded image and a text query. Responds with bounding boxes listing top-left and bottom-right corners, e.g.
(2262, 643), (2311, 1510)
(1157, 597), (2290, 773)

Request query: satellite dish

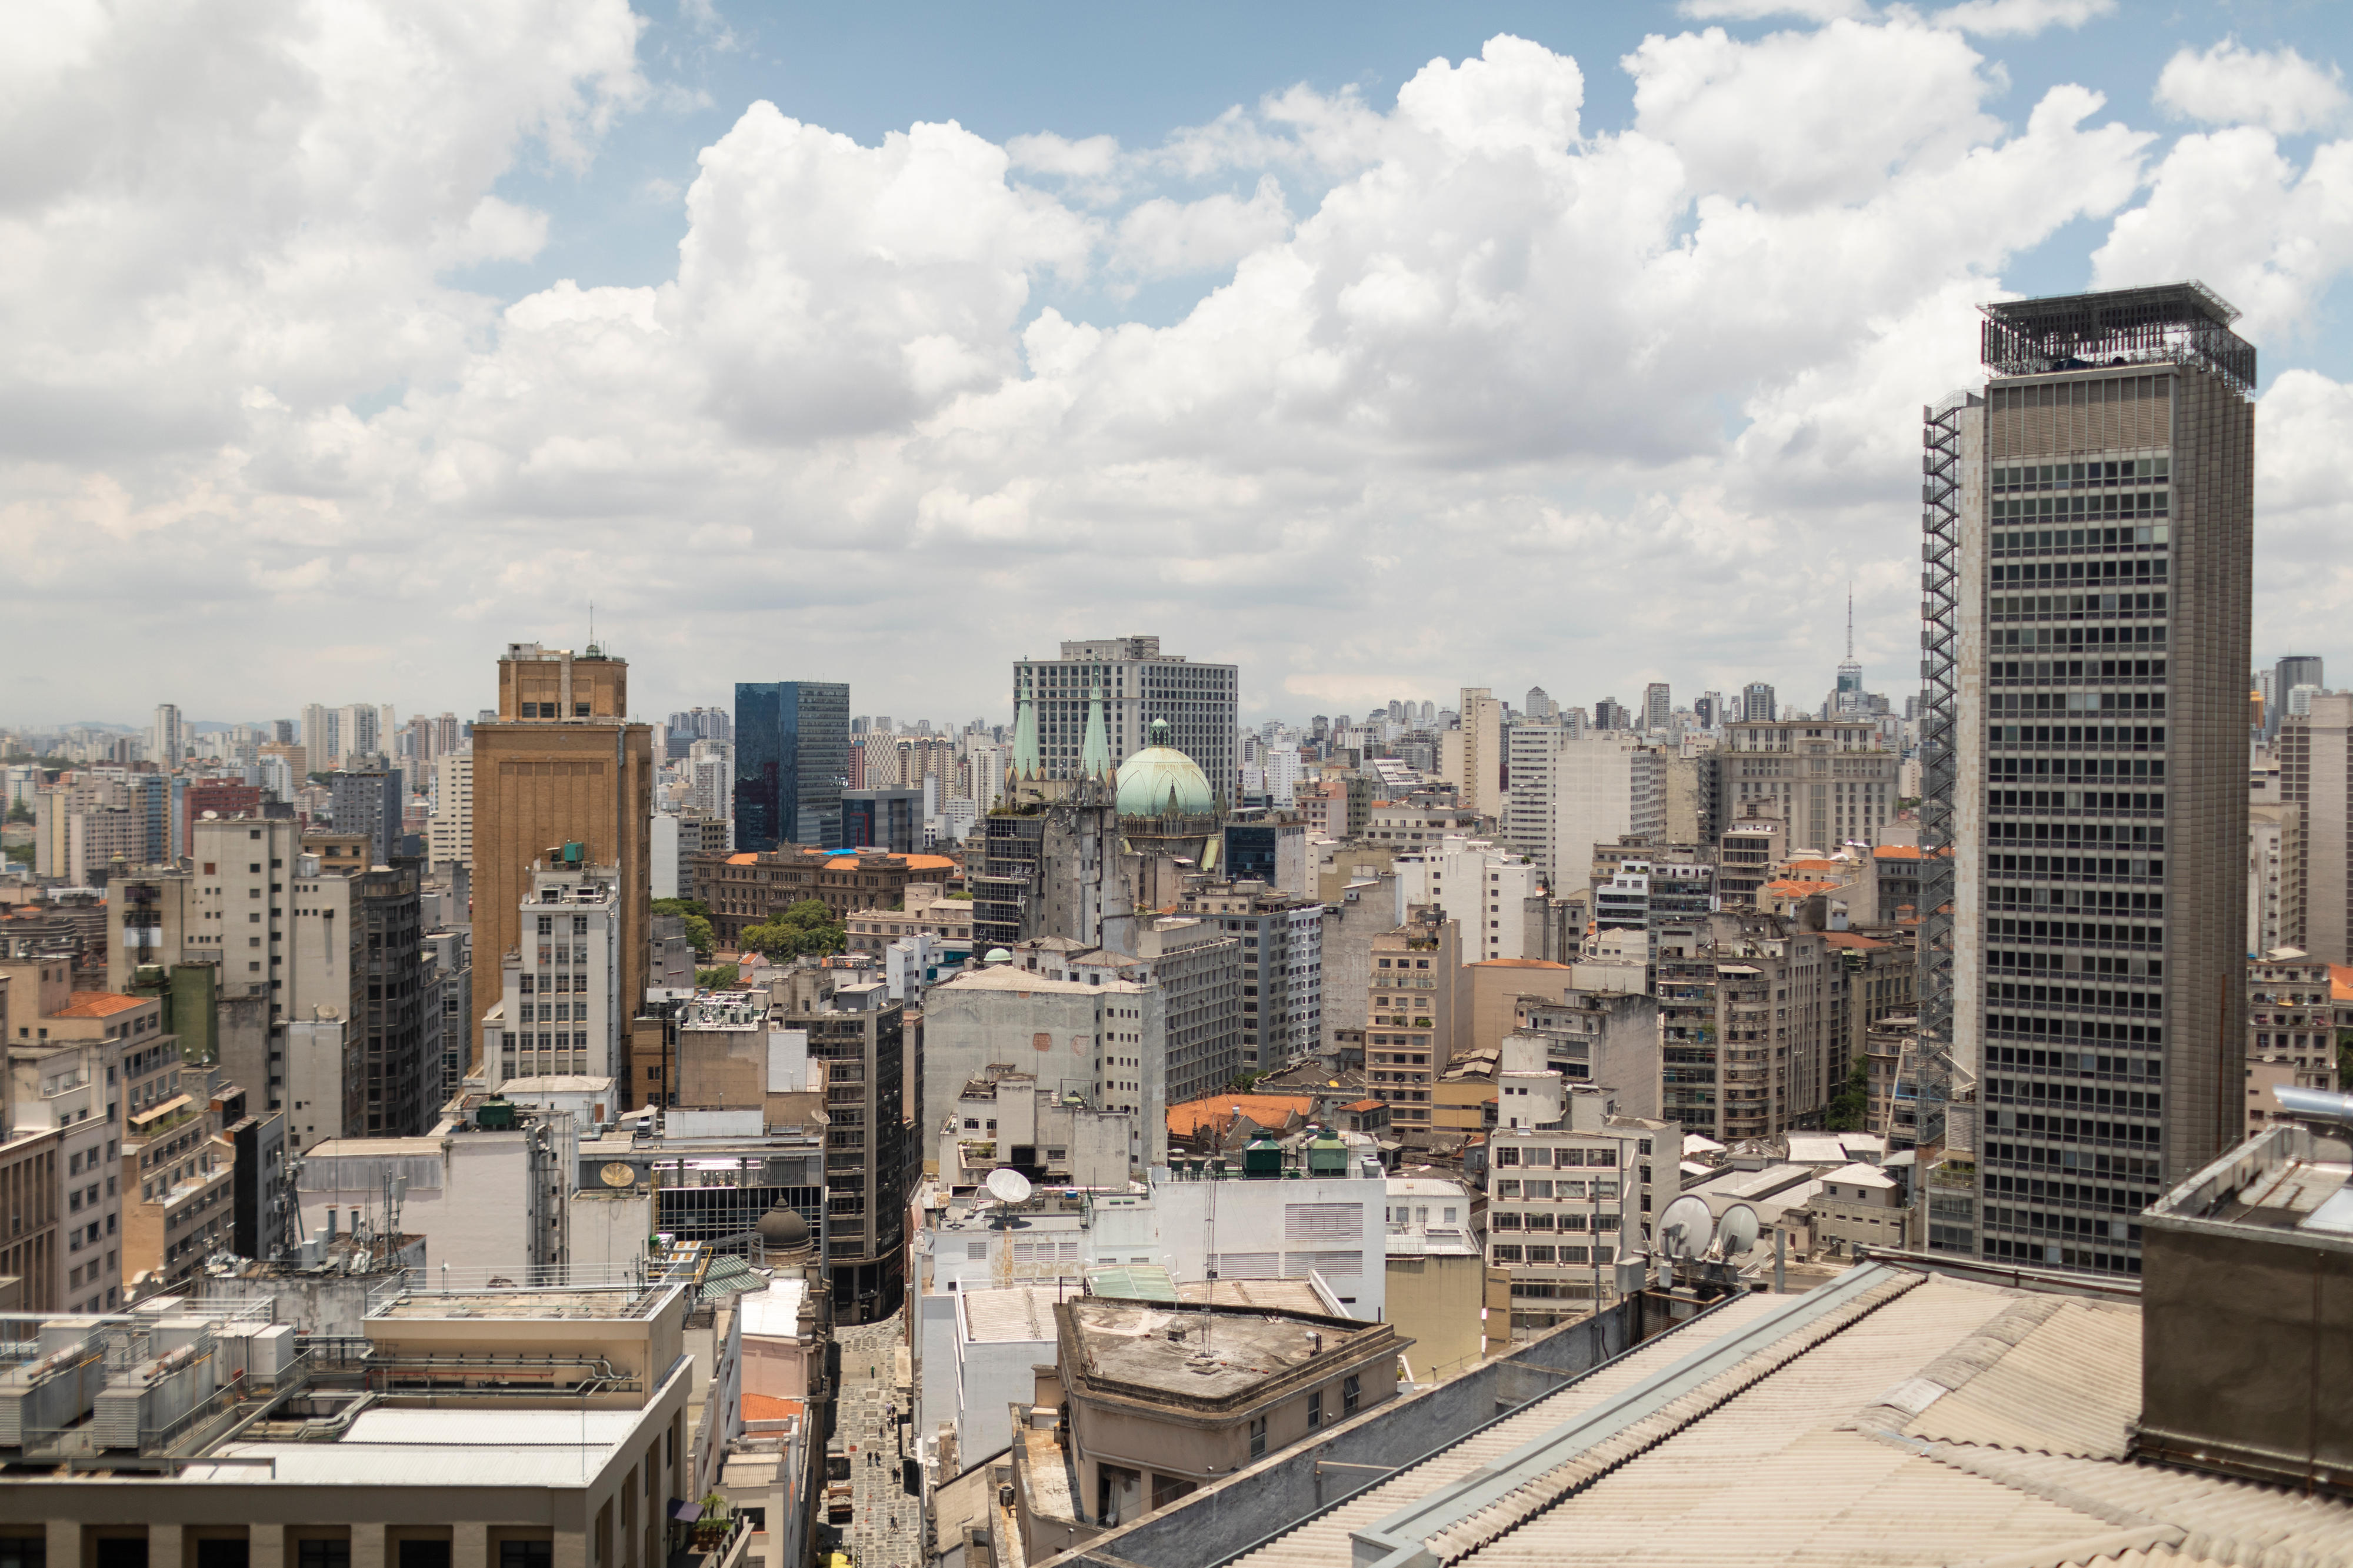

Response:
(985, 1167), (1034, 1205)
(1717, 1203), (1761, 1259)
(1659, 1195), (1714, 1261)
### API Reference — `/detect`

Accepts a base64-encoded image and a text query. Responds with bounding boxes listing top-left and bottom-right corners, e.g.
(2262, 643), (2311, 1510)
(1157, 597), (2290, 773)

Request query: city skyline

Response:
(7, 6), (2353, 726)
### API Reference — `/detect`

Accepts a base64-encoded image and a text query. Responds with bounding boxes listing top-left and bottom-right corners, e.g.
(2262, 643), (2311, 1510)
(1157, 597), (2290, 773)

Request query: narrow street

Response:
(836, 1308), (919, 1568)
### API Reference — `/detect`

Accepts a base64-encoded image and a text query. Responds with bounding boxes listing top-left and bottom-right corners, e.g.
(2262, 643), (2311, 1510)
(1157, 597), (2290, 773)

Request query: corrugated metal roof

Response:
(1901, 1298), (2140, 1459)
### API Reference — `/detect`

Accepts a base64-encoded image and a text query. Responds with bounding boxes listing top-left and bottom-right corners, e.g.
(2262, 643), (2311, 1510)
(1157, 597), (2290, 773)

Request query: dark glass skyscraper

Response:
(734, 682), (850, 852)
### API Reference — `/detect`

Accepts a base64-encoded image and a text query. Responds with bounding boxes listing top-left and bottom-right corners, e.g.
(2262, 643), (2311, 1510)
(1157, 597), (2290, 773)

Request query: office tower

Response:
(328, 769), (402, 865)
(2278, 693), (2351, 964)
(470, 642), (654, 1072)
(1524, 686), (1557, 722)
(1922, 285), (2252, 1277)
(2269, 655), (2324, 743)
(1697, 692), (1722, 730)
(1714, 719), (1897, 852)
(1834, 589), (1867, 716)
(732, 681), (850, 851)
(1642, 683), (1671, 733)
(1741, 682), (1777, 722)
(1013, 636), (1238, 795)
(1594, 697), (1625, 732)
(151, 703), (185, 767)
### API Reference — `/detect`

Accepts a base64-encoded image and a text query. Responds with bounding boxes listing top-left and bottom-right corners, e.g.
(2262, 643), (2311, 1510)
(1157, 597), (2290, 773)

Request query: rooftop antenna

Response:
(1845, 582), (1854, 662)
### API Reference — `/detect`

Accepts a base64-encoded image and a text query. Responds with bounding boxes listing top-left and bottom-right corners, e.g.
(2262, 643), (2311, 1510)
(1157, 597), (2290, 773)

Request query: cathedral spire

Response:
(1081, 680), (1111, 779)
(1012, 672), (1040, 780)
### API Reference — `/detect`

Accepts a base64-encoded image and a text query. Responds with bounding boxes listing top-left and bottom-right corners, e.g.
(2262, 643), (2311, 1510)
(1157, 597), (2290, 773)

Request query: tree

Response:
(653, 897), (716, 958)
(1824, 1055), (1869, 1132)
(2, 845), (31, 866)
(4, 799), (31, 825)
(696, 964), (739, 990)
(741, 898), (845, 959)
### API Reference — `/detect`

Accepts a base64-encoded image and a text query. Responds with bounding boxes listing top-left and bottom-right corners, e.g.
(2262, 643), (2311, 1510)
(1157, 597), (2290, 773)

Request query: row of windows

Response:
(1992, 457), (2167, 488)
(1994, 592), (2167, 618)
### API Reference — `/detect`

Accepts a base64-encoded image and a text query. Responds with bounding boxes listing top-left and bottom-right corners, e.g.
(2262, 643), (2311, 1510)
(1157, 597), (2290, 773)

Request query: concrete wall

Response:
(1039, 1289), (1712, 1568)
(1382, 1250), (1485, 1384)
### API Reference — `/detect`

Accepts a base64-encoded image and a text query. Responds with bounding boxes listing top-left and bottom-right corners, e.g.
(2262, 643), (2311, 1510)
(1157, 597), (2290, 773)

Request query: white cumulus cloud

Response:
(2, 6), (2347, 728)
(2156, 39), (2350, 136)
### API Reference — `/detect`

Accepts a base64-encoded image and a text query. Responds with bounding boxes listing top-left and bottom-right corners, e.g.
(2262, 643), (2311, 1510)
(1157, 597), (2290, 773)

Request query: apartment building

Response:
(1176, 880), (1323, 1072)
(1362, 908), (1462, 1134)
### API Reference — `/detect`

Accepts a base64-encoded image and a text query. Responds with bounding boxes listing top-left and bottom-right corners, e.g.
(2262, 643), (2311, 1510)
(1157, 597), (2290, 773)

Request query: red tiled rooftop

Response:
(56, 992), (144, 1019)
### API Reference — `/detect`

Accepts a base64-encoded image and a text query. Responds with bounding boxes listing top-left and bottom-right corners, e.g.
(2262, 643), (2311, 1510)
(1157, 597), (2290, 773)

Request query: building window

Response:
(1248, 1416), (1267, 1460)
(298, 1544), (352, 1568)
(496, 1546), (552, 1568)
(1343, 1374), (1361, 1415)
(1308, 1390), (1323, 1429)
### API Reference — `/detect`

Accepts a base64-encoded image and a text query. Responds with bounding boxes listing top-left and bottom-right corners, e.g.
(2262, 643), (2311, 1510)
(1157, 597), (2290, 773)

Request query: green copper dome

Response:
(1116, 719), (1215, 818)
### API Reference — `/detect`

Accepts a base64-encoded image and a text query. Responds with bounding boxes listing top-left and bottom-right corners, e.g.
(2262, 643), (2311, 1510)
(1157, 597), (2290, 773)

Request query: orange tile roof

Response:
(1873, 845), (1923, 860)
(726, 852), (758, 865)
(56, 992), (144, 1019)
(1785, 858), (1844, 872)
(1166, 1093), (1311, 1140)
(742, 1394), (805, 1423)
(1764, 879), (1842, 898)
(1342, 1099), (1385, 1113)
(2334, 965), (2353, 1004)
(1819, 932), (1890, 950)
(901, 855), (956, 870)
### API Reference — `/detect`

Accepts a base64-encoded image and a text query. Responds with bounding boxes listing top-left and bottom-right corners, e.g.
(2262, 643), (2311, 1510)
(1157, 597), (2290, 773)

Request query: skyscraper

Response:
(150, 703), (184, 768)
(1642, 682), (1672, 733)
(2269, 655), (2324, 743)
(1922, 283), (2253, 1277)
(1741, 682), (1777, 722)
(469, 642), (654, 1070)
(733, 682), (850, 851)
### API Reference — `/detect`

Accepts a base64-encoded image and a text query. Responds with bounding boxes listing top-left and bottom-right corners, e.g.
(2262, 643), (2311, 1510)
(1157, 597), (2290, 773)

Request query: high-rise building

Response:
(1013, 636), (1238, 796)
(328, 769), (401, 865)
(1502, 732), (1662, 887)
(1642, 683), (1671, 733)
(151, 703), (185, 768)
(1593, 697), (1626, 732)
(484, 858), (621, 1090)
(1741, 682), (1777, 722)
(1439, 688), (1504, 814)
(2268, 655), (2324, 743)
(2277, 692), (2351, 964)
(299, 704), (334, 775)
(426, 752), (474, 868)
(469, 643), (654, 1072)
(732, 681), (849, 851)
(1524, 686), (1557, 721)
(1697, 692), (1723, 730)
(1922, 284), (2253, 1278)
(335, 702), (379, 768)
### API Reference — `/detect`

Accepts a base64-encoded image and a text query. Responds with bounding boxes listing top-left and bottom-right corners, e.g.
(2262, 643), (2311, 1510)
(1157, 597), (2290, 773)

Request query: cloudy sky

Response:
(6, 0), (2350, 732)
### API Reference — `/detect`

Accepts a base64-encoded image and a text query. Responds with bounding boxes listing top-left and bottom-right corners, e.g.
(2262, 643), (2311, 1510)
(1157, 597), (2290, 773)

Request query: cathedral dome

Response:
(1116, 720), (1215, 818)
